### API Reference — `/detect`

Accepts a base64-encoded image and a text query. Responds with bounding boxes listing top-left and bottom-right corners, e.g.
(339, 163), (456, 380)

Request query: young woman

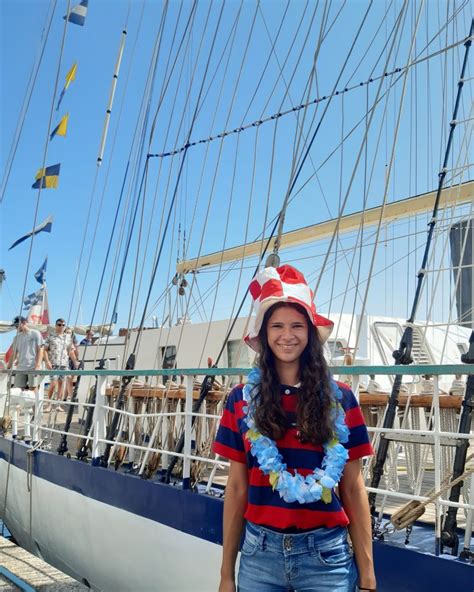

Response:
(214, 265), (376, 592)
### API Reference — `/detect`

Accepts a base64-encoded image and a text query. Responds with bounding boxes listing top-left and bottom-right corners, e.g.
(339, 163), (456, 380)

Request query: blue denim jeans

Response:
(238, 522), (358, 592)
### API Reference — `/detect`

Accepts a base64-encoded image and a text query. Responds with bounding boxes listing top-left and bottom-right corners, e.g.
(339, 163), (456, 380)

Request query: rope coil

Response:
(391, 453), (474, 530)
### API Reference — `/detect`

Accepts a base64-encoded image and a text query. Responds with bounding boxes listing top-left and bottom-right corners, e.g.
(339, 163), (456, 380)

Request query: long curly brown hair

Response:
(253, 302), (333, 446)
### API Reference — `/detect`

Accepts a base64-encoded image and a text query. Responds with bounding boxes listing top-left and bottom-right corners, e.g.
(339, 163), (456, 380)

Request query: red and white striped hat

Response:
(244, 265), (333, 352)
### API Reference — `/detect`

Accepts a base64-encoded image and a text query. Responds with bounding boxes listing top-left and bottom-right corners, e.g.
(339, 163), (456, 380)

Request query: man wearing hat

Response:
(7, 316), (43, 391)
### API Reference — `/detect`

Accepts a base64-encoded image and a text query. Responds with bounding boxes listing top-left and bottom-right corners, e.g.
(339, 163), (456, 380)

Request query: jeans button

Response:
(284, 536), (292, 551)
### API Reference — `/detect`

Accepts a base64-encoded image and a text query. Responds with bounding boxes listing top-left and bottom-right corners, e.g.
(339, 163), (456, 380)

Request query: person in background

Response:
(214, 265), (376, 592)
(80, 329), (94, 346)
(7, 316), (43, 392)
(43, 319), (78, 411)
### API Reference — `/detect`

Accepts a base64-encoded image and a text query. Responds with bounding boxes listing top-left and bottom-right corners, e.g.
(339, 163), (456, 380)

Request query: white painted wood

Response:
(182, 376), (193, 483)
(91, 375), (107, 461)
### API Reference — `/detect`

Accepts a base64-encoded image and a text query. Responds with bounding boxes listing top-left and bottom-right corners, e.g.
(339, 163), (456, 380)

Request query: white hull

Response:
(0, 456), (222, 591)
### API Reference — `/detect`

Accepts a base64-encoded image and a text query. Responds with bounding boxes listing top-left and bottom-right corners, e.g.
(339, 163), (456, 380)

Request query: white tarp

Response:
(0, 321), (113, 336)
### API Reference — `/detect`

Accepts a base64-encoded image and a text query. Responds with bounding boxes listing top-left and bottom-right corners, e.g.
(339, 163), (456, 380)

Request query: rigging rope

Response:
(97, 0), (187, 361)
(17, 0), (71, 327)
(131, 0), (222, 357)
(368, 16), (473, 521)
(181, 0), (313, 343)
(147, 36), (471, 160)
(0, 0), (56, 204)
(127, 0), (215, 375)
(223, 27), (471, 280)
(184, 4), (264, 368)
(99, 1), (228, 468)
(314, 0), (410, 298)
(68, 0), (151, 365)
(351, 0), (424, 356)
(121, 0), (198, 348)
(194, 0), (329, 362)
(406, 21), (473, 328)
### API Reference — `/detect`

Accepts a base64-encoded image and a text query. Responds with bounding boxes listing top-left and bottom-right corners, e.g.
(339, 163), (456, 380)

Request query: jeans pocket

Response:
(317, 542), (352, 567)
(240, 532), (259, 557)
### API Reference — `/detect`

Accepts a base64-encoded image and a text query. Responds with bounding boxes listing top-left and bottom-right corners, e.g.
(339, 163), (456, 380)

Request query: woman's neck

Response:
(275, 361), (300, 386)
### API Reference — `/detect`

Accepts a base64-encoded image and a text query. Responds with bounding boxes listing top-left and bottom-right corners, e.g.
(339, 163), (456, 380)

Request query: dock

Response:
(0, 536), (87, 591)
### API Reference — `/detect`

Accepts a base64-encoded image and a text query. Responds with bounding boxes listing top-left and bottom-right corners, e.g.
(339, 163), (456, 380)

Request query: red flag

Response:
(5, 344), (13, 364)
(27, 285), (50, 328)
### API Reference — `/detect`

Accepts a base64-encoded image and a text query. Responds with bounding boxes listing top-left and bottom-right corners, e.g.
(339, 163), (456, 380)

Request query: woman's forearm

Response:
(344, 486), (375, 585)
(339, 461), (376, 589)
(220, 481), (247, 579)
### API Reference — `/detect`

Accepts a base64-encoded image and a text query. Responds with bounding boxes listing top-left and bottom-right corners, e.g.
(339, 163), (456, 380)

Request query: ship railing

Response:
(1, 364), (473, 526)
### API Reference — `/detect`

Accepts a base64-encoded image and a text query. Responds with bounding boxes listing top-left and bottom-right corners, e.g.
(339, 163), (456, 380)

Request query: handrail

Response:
(2, 363), (474, 377)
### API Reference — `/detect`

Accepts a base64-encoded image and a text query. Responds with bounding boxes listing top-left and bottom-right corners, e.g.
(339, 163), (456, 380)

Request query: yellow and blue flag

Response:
(32, 164), (61, 189)
(65, 0), (88, 27)
(50, 113), (69, 140)
(56, 63), (77, 110)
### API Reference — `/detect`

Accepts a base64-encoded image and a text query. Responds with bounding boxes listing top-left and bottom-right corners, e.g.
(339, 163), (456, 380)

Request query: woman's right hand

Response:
(218, 577), (236, 592)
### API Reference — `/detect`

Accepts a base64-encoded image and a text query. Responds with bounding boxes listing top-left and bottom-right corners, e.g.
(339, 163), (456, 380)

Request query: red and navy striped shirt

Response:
(213, 382), (373, 530)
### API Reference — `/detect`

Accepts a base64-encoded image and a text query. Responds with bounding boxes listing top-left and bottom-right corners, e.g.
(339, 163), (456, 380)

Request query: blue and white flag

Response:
(9, 215), (53, 250)
(23, 288), (43, 309)
(34, 257), (48, 284)
(65, 0), (88, 26)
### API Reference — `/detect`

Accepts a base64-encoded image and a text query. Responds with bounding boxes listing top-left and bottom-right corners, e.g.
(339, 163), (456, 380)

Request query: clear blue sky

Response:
(1, 0), (472, 350)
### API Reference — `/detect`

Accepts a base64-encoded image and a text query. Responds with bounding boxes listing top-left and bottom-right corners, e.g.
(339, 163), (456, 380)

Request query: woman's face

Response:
(266, 305), (309, 365)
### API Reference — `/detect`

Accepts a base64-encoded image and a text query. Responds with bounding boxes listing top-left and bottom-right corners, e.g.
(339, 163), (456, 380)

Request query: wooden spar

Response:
(176, 179), (474, 273)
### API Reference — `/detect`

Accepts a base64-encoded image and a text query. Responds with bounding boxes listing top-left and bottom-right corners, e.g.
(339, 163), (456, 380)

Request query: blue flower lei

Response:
(242, 367), (350, 504)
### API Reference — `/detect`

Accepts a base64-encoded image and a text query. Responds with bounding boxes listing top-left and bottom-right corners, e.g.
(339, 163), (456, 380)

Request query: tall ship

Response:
(0, 1), (473, 590)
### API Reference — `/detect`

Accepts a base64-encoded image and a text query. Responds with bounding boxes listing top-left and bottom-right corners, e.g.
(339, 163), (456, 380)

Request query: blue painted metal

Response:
(0, 520), (11, 538)
(0, 437), (472, 591)
(372, 541), (473, 592)
(0, 567), (36, 592)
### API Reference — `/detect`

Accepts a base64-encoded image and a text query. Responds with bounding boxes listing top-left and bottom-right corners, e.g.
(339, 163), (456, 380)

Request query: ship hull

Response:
(0, 438), (222, 591)
(0, 437), (472, 591)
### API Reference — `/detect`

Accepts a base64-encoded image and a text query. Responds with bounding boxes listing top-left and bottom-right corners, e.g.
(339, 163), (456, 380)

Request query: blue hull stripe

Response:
(0, 438), (472, 592)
